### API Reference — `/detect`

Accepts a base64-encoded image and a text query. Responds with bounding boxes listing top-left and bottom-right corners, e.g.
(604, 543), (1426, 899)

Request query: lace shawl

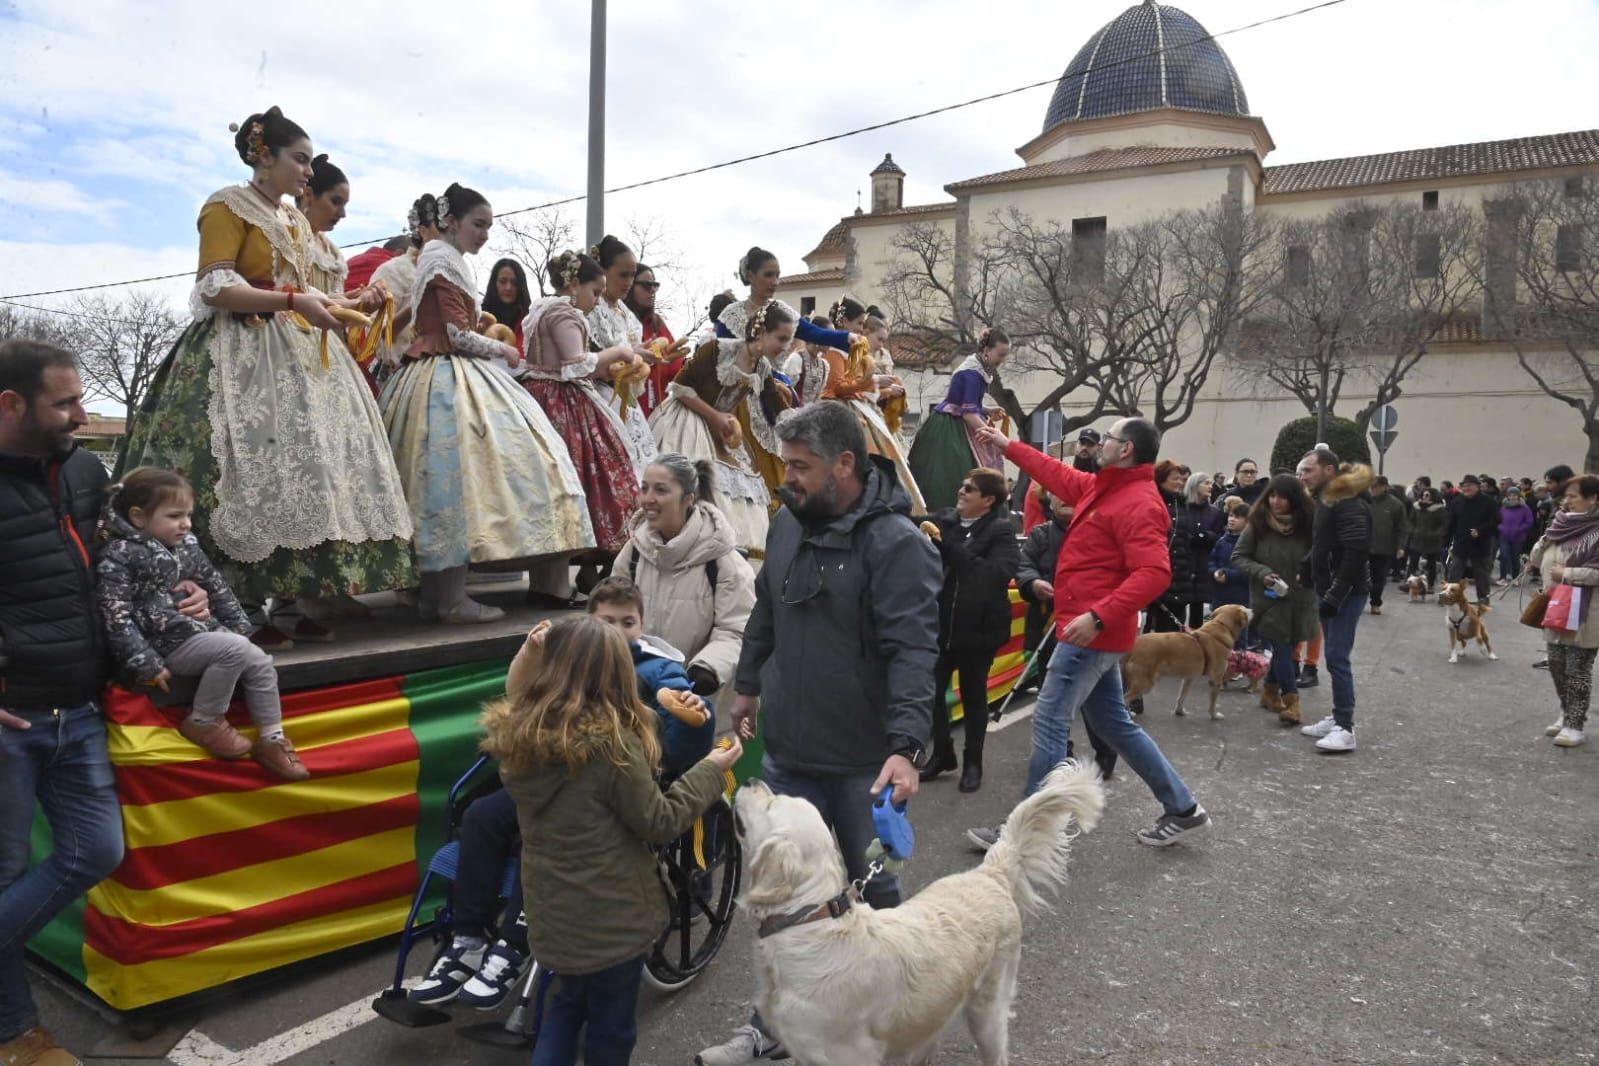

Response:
(718, 297), (798, 341)
(588, 298), (643, 349)
(190, 185), (318, 318)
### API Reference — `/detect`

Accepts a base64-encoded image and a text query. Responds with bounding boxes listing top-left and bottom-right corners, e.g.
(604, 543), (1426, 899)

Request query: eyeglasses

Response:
(780, 550), (826, 606)
(1103, 434), (1126, 444)
(1238, 468), (1258, 476)
(957, 482), (977, 494)
(634, 281), (661, 291)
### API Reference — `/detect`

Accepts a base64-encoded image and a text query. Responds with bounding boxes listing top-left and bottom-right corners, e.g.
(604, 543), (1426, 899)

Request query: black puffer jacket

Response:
(0, 446), (108, 709)
(1165, 496), (1225, 609)
(1303, 464), (1374, 607)
(928, 507), (1020, 654)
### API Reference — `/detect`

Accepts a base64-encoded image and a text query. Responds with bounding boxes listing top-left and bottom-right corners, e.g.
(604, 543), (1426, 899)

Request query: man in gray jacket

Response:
(702, 402), (940, 1066)
(1366, 476), (1410, 615)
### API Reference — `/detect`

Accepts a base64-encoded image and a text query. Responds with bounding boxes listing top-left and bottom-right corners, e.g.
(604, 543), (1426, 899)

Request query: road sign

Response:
(1370, 429), (1397, 454)
(1372, 404), (1399, 432)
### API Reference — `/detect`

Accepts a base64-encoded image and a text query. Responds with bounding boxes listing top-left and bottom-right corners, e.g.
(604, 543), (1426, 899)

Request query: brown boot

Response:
(252, 734), (310, 781)
(1278, 692), (1302, 726)
(178, 717), (252, 759)
(1259, 682), (1284, 713)
(0, 1026), (82, 1066)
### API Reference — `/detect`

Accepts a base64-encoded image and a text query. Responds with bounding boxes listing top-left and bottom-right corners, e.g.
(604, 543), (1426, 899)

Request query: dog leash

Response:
(754, 856), (886, 940)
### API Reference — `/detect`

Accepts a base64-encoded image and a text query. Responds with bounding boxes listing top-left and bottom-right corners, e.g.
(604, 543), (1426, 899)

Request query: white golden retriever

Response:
(734, 760), (1104, 1065)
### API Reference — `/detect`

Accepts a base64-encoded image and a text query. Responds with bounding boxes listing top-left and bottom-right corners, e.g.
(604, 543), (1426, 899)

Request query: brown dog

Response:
(1122, 604), (1253, 720)
(1438, 582), (1496, 663)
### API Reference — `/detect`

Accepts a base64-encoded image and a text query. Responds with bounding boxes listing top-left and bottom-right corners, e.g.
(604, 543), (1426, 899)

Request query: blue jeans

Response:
(1023, 642), (1194, 815)
(1267, 640), (1298, 694)
(453, 789), (525, 952)
(0, 703), (125, 1041)
(530, 954), (644, 1066)
(1499, 537), (1527, 580)
(1322, 593), (1366, 730)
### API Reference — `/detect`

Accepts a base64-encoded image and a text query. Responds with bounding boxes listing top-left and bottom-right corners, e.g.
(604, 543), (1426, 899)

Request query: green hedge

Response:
(1269, 415), (1372, 474)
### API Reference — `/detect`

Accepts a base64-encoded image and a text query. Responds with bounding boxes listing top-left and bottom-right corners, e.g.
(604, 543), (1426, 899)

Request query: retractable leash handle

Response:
(871, 790), (915, 863)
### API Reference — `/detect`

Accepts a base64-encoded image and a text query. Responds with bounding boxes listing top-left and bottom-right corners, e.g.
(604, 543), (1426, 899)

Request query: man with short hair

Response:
(965, 416), (1209, 851)
(0, 340), (126, 1066)
(1365, 476), (1409, 615)
(1446, 474), (1500, 604)
(1296, 447), (1372, 753)
(699, 401), (940, 1066)
(1072, 428), (1102, 473)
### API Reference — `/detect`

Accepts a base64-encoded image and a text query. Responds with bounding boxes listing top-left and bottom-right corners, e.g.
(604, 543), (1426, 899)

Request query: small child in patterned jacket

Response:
(97, 468), (307, 780)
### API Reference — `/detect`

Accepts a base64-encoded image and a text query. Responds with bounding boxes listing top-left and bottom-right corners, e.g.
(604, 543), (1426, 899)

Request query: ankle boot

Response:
(919, 746), (958, 782)
(1260, 682), (1284, 713)
(1278, 692), (1302, 726)
(958, 759), (982, 793)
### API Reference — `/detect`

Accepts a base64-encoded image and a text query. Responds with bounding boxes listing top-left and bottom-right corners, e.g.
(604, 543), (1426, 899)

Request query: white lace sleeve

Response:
(561, 351), (599, 381)
(447, 322), (506, 360)
(190, 266), (248, 319)
(667, 380), (699, 400)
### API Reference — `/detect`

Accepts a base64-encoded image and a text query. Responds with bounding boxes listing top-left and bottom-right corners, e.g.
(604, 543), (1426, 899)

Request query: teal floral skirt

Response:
(120, 314), (416, 603)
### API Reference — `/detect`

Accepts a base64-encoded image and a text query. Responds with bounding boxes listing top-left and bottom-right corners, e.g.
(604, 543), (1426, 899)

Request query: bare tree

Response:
(67, 291), (183, 417)
(1234, 201), (1482, 435)
(497, 207), (578, 296)
(1497, 176), (1599, 471)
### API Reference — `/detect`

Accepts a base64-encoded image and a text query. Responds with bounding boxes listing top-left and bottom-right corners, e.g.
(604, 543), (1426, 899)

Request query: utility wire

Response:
(1, 0), (1351, 305)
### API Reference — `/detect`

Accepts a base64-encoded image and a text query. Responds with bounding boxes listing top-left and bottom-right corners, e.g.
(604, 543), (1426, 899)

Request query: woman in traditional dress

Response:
(120, 106), (415, 651)
(368, 194), (442, 386)
(380, 182), (593, 622)
(520, 250), (641, 561)
(586, 235), (659, 476)
(907, 326), (1012, 511)
(625, 264), (685, 419)
(648, 300), (796, 554)
(481, 257), (532, 351)
(782, 316), (832, 407)
(815, 300), (926, 513)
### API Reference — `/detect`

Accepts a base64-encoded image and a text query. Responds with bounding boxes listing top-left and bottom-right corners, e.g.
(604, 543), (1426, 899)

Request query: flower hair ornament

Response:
(437, 190), (453, 226)
(588, 244), (601, 259)
(736, 252), (750, 285)
(228, 120), (268, 166)
(748, 299), (774, 340)
(554, 250), (583, 290)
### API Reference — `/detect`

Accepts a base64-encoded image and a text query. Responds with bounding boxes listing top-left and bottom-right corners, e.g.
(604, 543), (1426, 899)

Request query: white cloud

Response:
(0, 170), (125, 222)
(0, 0), (1595, 324)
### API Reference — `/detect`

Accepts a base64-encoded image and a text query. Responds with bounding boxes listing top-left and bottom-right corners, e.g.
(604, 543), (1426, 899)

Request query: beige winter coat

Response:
(1529, 531), (1599, 649)
(613, 502), (755, 700)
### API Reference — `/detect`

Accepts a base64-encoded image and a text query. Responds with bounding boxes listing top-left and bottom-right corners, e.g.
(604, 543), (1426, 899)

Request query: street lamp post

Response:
(586, 0), (606, 248)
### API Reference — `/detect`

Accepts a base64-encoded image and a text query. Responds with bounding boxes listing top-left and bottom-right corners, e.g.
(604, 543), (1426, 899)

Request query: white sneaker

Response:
(1300, 715), (1338, 738)
(1554, 727), (1586, 748)
(1315, 726), (1357, 752)
(695, 1024), (788, 1065)
(1545, 718), (1565, 737)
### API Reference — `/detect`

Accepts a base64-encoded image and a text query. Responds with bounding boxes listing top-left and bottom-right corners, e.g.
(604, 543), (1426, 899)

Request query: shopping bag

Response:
(1543, 584), (1583, 632)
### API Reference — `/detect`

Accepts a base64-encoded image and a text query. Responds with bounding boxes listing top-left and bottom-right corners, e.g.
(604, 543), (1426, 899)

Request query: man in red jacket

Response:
(965, 417), (1210, 849)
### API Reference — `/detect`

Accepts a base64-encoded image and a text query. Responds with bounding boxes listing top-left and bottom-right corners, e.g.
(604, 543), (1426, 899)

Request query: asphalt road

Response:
(34, 596), (1599, 1065)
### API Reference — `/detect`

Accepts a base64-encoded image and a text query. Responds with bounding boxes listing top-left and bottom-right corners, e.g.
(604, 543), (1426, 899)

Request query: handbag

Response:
(1544, 584), (1584, 632)
(1521, 589), (1550, 628)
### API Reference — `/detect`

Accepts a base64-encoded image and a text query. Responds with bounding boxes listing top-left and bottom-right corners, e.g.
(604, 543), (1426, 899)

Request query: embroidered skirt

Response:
(522, 377), (639, 553)
(649, 397), (769, 554)
(381, 356), (594, 572)
(908, 410), (985, 513)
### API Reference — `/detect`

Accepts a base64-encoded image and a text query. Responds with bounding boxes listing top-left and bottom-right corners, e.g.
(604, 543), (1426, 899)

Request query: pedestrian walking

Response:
(1446, 475), (1500, 604)
(919, 468), (1020, 793)
(698, 401), (940, 1066)
(1408, 488), (1448, 587)
(1528, 475), (1599, 747)
(1497, 488), (1536, 583)
(963, 417), (1211, 852)
(1366, 476), (1409, 614)
(1296, 448), (1373, 753)
(1231, 475), (1320, 726)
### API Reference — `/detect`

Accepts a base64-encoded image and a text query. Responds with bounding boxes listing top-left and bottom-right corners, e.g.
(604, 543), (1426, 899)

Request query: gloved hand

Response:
(687, 664), (720, 697)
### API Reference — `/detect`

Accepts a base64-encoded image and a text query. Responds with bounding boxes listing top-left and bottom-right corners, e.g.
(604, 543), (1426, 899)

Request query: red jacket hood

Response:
(1004, 442), (1172, 652)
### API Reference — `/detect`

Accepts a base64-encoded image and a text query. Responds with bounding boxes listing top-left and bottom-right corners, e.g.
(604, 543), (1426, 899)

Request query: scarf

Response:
(954, 353), (994, 383)
(1545, 507), (1599, 568)
(1266, 511), (1297, 537)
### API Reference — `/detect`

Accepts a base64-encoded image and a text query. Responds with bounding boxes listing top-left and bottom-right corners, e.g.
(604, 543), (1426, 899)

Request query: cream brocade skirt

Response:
(381, 355), (594, 572)
(649, 397), (770, 554)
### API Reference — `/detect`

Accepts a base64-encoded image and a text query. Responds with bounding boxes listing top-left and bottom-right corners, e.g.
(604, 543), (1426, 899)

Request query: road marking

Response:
(168, 986), (401, 1066)
(987, 699), (1035, 732)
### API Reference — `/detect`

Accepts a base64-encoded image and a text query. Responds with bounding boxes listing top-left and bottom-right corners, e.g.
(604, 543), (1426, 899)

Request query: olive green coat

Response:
(482, 701), (726, 975)
(1232, 523), (1320, 645)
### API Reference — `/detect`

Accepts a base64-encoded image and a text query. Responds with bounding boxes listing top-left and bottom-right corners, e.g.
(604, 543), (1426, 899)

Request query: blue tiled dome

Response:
(1043, 1), (1250, 132)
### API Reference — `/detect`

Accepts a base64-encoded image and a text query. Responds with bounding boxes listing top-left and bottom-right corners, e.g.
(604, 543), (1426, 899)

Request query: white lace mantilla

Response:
(412, 240), (480, 324)
(718, 297), (797, 340)
(714, 341), (780, 457)
(955, 352), (994, 384)
(588, 298), (643, 349)
(307, 233), (349, 294)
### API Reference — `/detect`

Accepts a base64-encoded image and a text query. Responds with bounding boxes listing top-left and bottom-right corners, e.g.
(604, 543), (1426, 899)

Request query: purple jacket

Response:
(1498, 501), (1536, 544)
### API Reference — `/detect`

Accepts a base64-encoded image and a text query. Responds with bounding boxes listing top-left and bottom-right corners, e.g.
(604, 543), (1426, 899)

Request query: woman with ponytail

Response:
(119, 107), (414, 649)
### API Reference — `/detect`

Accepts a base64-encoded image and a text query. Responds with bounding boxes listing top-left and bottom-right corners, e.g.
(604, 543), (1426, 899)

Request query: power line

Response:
(2, 0), (1351, 304)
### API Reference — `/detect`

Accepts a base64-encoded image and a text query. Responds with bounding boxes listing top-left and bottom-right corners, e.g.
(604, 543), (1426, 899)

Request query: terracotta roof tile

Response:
(1263, 130), (1599, 195)
(804, 220), (852, 261)
(779, 267), (846, 287)
(857, 202), (954, 220)
(947, 146), (1245, 191)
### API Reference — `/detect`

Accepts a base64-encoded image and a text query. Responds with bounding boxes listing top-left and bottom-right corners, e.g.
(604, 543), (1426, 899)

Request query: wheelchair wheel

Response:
(644, 797), (741, 991)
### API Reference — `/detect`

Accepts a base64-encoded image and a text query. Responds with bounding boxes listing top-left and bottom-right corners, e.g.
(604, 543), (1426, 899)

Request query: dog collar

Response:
(756, 886), (858, 939)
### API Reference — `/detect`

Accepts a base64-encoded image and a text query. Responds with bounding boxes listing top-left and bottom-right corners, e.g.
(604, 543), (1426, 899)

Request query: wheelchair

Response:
(373, 753), (742, 1046)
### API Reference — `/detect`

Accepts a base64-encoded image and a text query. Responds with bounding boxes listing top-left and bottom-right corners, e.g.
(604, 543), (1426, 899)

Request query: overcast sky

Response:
(2, 0), (1597, 341)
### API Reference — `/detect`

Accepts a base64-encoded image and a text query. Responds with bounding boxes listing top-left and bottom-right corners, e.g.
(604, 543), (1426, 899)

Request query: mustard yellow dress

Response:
(119, 185), (416, 602)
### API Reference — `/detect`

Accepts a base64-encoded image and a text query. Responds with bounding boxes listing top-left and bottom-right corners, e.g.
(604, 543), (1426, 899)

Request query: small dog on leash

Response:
(1224, 647), (1270, 693)
(1121, 604), (1253, 719)
(1403, 574), (1431, 602)
(1438, 582), (1496, 663)
(735, 761), (1103, 1065)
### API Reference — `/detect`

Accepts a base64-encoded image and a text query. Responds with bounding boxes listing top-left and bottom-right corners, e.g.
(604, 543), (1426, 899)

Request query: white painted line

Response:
(987, 701), (1035, 732)
(168, 983), (410, 1066)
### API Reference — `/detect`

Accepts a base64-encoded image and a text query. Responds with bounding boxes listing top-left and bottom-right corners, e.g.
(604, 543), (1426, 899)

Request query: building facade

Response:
(779, 0), (1598, 480)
